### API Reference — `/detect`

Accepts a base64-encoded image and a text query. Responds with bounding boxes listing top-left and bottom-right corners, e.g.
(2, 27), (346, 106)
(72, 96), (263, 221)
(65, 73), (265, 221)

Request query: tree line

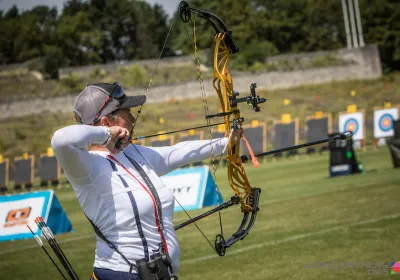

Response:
(0, 0), (398, 79)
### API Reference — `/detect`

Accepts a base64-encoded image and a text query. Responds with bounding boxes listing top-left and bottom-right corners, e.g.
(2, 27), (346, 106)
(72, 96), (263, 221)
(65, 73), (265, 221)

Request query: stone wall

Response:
(58, 55), (195, 79)
(0, 45), (382, 119)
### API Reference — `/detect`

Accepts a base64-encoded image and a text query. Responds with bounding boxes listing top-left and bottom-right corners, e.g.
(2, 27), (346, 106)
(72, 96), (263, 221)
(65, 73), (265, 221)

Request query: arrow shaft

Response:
(241, 132), (351, 161)
(133, 121), (227, 140)
(36, 218), (80, 280)
(41, 219), (80, 280)
(27, 225), (68, 280)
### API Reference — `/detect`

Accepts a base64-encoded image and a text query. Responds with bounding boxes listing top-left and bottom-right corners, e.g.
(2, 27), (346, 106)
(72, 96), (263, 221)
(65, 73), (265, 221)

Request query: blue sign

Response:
(0, 190), (73, 242)
(161, 166), (223, 212)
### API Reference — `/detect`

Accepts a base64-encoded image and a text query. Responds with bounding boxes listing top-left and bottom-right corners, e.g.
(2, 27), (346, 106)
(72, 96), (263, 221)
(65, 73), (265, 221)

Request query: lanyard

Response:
(107, 153), (168, 254)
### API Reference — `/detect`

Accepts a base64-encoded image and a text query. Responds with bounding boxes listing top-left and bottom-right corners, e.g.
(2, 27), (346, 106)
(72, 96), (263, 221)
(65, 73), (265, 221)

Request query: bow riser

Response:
(212, 33), (255, 213)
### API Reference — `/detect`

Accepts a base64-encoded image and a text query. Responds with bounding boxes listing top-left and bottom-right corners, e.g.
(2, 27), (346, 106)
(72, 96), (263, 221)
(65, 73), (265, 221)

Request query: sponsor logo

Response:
(4, 207), (31, 228)
(171, 186), (192, 195)
(331, 165), (350, 173)
(392, 261), (400, 275)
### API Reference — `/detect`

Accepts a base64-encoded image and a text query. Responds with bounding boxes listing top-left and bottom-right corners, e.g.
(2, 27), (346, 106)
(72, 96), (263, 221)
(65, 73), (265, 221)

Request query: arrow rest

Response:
(231, 118), (243, 130)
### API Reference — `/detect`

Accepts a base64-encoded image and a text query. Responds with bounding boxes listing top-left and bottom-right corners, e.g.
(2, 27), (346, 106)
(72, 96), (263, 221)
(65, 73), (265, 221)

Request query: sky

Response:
(0, 0), (181, 17)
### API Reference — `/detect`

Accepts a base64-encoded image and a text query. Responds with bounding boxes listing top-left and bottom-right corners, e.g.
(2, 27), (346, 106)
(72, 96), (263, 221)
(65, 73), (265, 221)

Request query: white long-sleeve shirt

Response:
(51, 125), (228, 274)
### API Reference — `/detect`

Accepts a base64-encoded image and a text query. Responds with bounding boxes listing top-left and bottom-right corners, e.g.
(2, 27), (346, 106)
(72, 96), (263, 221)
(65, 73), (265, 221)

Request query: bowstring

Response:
(191, 16), (224, 240)
(131, 144), (217, 253)
(131, 5), (177, 133)
(131, 4), (219, 253)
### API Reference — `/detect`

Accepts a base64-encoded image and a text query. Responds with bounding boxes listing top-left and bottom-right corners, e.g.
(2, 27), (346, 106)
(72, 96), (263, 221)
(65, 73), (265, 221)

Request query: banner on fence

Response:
(273, 116), (299, 156)
(0, 158), (9, 189)
(305, 112), (332, 153)
(0, 190), (73, 242)
(151, 133), (174, 147)
(11, 154), (35, 190)
(160, 166), (222, 212)
(39, 155), (61, 186)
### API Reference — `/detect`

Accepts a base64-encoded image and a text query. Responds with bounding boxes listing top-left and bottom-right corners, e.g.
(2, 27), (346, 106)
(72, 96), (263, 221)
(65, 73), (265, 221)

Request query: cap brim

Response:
(120, 95), (146, 109)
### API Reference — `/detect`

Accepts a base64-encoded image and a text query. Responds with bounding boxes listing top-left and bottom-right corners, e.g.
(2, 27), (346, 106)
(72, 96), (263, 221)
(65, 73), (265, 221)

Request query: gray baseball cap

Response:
(74, 82), (146, 124)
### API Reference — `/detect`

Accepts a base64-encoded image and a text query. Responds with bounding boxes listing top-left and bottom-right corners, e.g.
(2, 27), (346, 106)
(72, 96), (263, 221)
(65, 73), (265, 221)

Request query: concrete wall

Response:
(0, 45), (382, 119)
(58, 55), (195, 79)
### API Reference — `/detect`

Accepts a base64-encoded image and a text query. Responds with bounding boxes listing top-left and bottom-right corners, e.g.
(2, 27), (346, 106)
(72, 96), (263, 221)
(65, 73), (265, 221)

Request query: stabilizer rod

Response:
(241, 132), (352, 162)
(174, 196), (240, 231)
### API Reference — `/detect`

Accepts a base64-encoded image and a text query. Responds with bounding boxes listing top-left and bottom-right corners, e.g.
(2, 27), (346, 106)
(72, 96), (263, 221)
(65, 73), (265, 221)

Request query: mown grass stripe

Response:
(181, 213), (400, 264)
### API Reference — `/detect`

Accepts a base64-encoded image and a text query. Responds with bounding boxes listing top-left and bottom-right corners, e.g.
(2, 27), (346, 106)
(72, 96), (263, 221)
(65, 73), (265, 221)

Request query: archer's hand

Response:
(105, 126), (130, 154)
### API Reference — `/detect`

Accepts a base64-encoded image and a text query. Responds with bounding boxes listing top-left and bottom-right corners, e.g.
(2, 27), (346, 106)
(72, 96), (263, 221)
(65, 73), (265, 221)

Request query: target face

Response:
(378, 113), (393, 132)
(374, 107), (399, 138)
(339, 111), (364, 141)
(343, 118), (359, 135)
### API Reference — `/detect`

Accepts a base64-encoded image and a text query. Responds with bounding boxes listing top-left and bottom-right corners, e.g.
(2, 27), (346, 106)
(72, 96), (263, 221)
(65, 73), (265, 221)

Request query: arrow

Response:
(132, 121), (232, 140)
(241, 132), (352, 162)
(27, 225), (68, 280)
(35, 217), (80, 280)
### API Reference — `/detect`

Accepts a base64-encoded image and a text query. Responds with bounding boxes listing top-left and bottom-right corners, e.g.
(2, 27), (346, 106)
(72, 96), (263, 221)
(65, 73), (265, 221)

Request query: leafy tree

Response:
(14, 6), (58, 62)
(56, 10), (102, 66)
(361, 0), (400, 72)
(0, 0), (399, 76)
(4, 5), (19, 19)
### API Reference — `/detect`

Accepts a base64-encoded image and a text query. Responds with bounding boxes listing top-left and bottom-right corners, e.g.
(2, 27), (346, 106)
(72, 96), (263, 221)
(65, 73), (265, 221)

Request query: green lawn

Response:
(0, 147), (399, 279)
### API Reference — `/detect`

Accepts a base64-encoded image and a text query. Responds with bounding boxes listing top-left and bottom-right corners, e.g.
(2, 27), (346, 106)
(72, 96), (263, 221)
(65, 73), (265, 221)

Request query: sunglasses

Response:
(91, 83), (127, 124)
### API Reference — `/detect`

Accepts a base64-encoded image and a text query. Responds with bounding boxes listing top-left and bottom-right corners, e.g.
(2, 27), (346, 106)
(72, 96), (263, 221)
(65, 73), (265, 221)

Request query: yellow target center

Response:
(383, 119), (390, 127)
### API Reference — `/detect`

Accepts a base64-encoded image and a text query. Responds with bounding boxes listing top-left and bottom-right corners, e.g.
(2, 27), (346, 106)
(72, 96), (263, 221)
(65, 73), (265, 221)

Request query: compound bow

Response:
(173, 1), (268, 256)
(131, 0), (351, 258)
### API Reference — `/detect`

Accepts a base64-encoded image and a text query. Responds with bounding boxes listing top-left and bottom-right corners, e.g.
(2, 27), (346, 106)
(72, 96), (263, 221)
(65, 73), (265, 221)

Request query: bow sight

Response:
(205, 84), (269, 119)
(230, 83), (269, 112)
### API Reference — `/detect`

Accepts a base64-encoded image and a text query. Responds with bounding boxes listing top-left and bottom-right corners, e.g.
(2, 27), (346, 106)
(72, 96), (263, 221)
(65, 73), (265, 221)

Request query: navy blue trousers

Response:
(91, 267), (140, 280)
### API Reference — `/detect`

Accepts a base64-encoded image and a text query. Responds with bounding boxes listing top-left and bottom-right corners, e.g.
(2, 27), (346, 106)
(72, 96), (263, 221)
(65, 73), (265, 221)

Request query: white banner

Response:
(161, 166), (221, 212)
(339, 112), (364, 141)
(374, 107), (399, 138)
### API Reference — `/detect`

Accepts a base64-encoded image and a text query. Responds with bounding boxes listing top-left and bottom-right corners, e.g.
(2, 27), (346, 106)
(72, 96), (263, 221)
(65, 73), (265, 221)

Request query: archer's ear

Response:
(99, 116), (111, 127)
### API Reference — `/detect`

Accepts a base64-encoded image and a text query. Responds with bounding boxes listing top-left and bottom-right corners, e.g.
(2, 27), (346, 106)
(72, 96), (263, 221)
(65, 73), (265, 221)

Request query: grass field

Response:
(0, 146), (399, 279)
